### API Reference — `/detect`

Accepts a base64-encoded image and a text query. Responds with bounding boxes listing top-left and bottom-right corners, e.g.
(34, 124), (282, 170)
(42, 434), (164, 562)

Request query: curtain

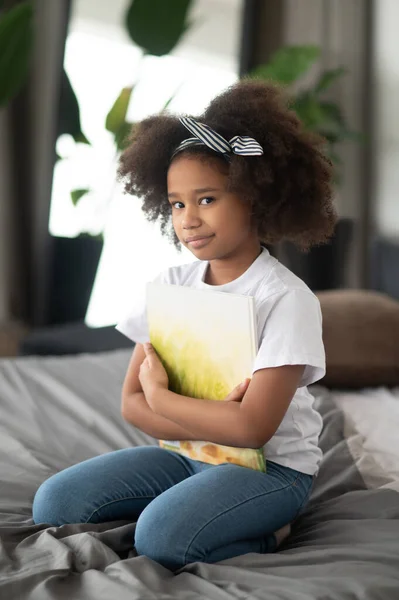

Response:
(238, 0), (374, 289)
(4, 0), (71, 327)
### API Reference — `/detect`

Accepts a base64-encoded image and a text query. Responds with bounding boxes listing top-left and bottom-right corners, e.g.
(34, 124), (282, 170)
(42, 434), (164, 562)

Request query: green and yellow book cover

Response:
(146, 282), (266, 472)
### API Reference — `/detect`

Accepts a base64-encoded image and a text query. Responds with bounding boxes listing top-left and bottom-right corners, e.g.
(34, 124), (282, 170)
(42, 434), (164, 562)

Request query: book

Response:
(146, 282), (266, 472)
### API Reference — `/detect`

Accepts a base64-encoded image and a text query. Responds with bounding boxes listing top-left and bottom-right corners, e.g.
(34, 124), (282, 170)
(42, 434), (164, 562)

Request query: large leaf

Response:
(106, 87), (133, 134)
(125, 0), (193, 56)
(114, 121), (135, 152)
(317, 101), (358, 139)
(71, 188), (90, 206)
(315, 67), (346, 93)
(0, 2), (33, 106)
(249, 45), (320, 85)
(317, 101), (346, 126)
(291, 95), (356, 143)
(57, 68), (90, 144)
(291, 93), (326, 130)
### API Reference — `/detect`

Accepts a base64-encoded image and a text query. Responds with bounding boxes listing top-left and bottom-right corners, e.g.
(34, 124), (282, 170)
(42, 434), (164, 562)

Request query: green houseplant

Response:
(0, 0), (195, 323)
(49, 0), (194, 324)
(248, 45), (360, 290)
(249, 45), (359, 181)
(69, 0), (194, 217)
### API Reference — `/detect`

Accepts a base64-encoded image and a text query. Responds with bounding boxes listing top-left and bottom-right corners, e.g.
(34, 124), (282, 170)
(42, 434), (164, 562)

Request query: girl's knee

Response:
(32, 472), (80, 526)
(134, 501), (189, 571)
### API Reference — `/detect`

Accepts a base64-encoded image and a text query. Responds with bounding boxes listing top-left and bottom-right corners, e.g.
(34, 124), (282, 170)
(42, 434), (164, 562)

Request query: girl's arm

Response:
(140, 344), (305, 448)
(121, 344), (201, 440)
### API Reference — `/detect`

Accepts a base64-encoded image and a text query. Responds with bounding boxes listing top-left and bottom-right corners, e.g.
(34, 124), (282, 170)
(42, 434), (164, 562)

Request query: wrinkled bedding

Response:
(0, 349), (399, 599)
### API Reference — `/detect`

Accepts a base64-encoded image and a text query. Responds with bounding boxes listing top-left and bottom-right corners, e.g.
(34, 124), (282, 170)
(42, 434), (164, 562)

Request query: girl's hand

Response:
(139, 343), (169, 403)
(224, 378), (251, 403)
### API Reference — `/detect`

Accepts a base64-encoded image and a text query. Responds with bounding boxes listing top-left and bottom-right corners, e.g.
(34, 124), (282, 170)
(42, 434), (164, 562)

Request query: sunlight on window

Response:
(49, 3), (240, 327)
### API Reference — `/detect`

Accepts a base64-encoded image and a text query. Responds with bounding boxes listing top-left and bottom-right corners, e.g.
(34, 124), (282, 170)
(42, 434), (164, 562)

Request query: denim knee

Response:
(134, 500), (195, 571)
(32, 472), (81, 526)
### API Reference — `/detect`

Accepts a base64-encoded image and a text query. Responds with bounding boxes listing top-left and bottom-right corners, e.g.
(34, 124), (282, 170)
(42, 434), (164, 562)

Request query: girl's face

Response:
(167, 156), (259, 262)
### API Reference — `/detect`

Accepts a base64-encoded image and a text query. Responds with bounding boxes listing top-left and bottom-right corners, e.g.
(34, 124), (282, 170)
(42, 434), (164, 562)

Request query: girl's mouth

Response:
(186, 235), (215, 249)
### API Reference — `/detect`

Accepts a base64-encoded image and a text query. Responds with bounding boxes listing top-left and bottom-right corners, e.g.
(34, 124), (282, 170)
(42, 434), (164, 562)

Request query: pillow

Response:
(316, 290), (399, 388)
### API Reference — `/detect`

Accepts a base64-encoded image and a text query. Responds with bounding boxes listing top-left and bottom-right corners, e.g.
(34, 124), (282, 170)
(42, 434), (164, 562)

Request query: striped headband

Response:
(172, 116), (264, 159)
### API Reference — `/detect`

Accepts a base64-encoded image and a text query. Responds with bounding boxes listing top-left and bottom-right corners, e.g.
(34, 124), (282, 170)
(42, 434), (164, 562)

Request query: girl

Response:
(33, 80), (336, 572)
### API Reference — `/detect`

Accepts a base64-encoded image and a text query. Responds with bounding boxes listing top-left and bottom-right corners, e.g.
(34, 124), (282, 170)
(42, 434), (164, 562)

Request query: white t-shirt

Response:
(116, 247), (325, 476)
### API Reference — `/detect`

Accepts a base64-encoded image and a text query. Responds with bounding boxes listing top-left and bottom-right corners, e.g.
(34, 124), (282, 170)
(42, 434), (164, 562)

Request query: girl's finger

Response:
(143, 343), (155, 365)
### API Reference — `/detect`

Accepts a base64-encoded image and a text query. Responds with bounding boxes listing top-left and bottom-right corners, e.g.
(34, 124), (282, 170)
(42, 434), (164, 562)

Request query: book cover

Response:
(146, 282), (266, 472)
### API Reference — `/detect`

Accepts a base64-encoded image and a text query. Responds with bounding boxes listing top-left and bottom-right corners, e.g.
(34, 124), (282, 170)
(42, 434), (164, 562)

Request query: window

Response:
(49, 0), (243, 326)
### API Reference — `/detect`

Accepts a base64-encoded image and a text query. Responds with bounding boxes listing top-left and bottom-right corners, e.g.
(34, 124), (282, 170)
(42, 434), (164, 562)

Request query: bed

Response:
(1, 291), (399, 599)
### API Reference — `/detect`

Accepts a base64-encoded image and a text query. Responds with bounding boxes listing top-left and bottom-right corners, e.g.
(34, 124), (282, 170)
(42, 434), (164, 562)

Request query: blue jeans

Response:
(32, 446), (313, 571)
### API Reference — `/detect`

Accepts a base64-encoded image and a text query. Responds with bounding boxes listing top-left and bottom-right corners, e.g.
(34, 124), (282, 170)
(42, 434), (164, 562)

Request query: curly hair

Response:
(118, 79), (337, 249)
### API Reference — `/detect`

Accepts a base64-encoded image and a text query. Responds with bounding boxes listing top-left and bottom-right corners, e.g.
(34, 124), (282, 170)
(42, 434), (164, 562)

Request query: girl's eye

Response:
(172, 201), (184, 209)
(200, 197), (215, 205)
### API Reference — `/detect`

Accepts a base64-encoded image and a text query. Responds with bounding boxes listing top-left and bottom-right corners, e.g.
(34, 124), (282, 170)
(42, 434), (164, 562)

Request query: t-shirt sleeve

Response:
(253, 289), (326, 387)
(115, 271), (167, 344)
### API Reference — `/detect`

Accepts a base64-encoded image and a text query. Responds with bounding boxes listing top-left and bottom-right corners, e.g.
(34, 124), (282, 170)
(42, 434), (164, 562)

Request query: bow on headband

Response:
(172, 116), (264, 158)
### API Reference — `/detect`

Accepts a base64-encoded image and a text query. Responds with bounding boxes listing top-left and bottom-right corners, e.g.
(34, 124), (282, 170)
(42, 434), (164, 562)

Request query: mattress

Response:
(1, 349), (399, 599)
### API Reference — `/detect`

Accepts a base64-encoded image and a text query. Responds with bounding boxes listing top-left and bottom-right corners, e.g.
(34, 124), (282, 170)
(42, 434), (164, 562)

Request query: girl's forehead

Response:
(167, 156), (228, 190)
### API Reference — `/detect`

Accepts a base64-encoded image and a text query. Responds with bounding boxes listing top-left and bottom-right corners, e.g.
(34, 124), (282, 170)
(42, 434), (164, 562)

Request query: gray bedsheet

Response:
(0, 350), (398, 599)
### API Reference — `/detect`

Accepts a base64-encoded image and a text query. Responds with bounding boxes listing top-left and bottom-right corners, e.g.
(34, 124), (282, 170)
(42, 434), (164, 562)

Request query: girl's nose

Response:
(182, 206), (202, 229)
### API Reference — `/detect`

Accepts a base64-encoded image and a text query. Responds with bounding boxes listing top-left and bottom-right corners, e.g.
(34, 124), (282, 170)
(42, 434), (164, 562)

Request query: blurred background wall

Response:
(374, 0), (399, 236)
(0, 0), (397, 352)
